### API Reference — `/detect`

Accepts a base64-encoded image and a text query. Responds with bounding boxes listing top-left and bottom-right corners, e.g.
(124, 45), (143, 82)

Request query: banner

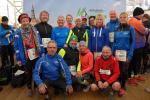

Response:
(23, 0), (125, 25)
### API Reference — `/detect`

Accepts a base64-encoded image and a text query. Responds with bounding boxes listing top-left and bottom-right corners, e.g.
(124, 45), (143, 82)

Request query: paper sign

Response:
(42, 38), (51, 48)
(27, 48), (38, 60)
(99, 69), (111, 75)
(69, 65), (76, 76)
(115, 50), (127, 62)
(109, 32), (114, 42)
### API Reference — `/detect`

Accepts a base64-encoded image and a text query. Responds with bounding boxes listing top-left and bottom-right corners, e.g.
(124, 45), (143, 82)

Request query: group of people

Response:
(0, 6), (150, 100)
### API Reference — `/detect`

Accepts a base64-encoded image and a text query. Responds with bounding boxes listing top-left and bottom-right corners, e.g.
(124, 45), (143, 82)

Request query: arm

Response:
(104, 28), (109, 46)
(107, 58), (120, 84)
(88, 29), (92, 50)
(94, 57), (101, 81)
(82, 52), (93, 75)
(37, 31), (45, 56)
(127, 27), (135, 61)
(58, 56), (72, 85)
(33, 58), (43, 87)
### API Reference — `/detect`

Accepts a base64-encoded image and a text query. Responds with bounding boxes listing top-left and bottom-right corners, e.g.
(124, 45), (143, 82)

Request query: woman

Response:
(112, 12), (135, 96)
(14, 13), (44, 96)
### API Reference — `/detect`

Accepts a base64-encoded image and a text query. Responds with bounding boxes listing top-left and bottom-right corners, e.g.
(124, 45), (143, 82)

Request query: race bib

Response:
(42, 38), (51, 48)
(109, 32), (114, 42)
(27, 48), (38, 60)
(94, 52), (102, 59)
(69, 65), (76, 76)
(99, 69), (111, 75)
(115, 50), (127, 62)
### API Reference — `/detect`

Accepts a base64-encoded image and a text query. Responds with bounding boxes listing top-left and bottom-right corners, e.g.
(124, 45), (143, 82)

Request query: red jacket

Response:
(94, 55), (120, 84)
(80, 49), (93, 75)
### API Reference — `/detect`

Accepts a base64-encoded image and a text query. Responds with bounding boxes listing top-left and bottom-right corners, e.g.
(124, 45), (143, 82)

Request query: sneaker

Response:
(27, 89), (33, 97)
(83, 85), (90, 92)
(118, 88), (126, 97)
(128, 78), (138, 86)
(135, 76), (145, 82)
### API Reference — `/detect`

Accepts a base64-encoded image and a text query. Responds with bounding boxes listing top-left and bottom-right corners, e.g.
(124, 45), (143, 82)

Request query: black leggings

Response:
(119, 61), (129, 89)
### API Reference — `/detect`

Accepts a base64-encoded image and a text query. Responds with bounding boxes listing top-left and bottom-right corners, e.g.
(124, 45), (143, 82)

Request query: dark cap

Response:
(2, 16), (8, 22)
(18, 13), (31, 23)
(133, 7), (144, 17)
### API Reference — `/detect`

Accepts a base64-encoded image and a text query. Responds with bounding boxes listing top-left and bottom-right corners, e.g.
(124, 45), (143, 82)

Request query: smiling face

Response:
(21, 18), (30, 28)
(40, 11), (49, 22)
(66, 15), (73, 24)
(109, 10), (117, 21)
(96, 15), (103, 27)
(57, 16), (65, 27)
(47, 41), (57, 56)
(119, 12), (128, 24)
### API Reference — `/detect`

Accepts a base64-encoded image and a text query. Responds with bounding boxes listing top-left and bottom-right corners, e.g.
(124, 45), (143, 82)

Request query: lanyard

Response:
(93, 27), (102, 37)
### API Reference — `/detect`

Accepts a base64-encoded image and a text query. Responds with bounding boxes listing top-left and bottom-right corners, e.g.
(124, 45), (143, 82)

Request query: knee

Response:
(91, 83), (98, 92)
(112, 82), (121, 91)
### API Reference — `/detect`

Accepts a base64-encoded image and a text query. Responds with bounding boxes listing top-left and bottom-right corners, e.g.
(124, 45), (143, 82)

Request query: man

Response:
(76, 41), (93, 92)
(82, 16), (90, 30)
(91, 46), (121, 97)
(128, 7), (149, 82)
(51, 16), (70, 50)
(14, 13), (44, 96)
(65, 14), (75, 29)
(0, 16), (14, 67)
(33, 40), (73, 100)
(66, 17), (88, 46)
(35, 10), (52, 52)
(106, 10), (119, 46)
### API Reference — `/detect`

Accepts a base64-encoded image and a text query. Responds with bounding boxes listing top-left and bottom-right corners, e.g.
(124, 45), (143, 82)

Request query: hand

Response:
(103, 82), (109, 89)
(98, 81), (103, 89)
(66, 85), (73, 94)
(17, 61), (22, 66)
(76, 71), (82, 78)
(5, 33), (10, 38)
(38, 83), (47, 94)
(64, 44), (68, 47)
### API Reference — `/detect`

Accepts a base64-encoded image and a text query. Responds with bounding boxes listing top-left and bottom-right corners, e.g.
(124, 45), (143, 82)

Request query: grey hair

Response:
(47, 40), (57, 48)
(102, 46), (112, 53)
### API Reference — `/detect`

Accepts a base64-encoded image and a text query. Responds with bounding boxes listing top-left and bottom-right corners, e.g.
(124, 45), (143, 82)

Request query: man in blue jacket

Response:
(33, 40), (73, 100)
(0, 16), (14, 67)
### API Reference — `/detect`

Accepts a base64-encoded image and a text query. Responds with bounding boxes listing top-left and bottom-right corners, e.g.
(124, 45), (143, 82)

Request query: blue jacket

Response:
(112, 24), (135, 61)
(14, 28), (44, 65)
(106, 18), (120, 33)
(0, 24), (14, 45)
(52, 27), (70, 48)
(88, 26), (109, 52)
(33, 53), (72, 86)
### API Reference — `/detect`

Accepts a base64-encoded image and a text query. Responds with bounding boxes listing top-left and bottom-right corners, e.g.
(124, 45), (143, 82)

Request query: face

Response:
(2, 21), (8, 25)
(21, 18), (30, 28)
(96, 16), (103, 27)
(119, 14), (128, 24)
(75, 19), (82, 27)
(40, 12), (49, 22)
(70, 40), (77, 47)
(47, 42), (57, 56)
(66, 15), (73, 24)
(79, 44), (86, 53)
(82, 19), (87, 25)
(89, 17), (95, 26)
(102, 47), (112, 59)
(109, 11), (117, 21)
(57, 16), (65, 27)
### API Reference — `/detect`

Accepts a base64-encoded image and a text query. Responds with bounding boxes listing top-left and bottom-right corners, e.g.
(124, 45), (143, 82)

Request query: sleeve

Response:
(13, 29), (21, 61)
(82, 52), (94, 75)
(59, 56), (72, 85)
(37, 31), (45, 56)
(128, 19), (148, 35)
(127, 27), (135, 61)
(88, 29), (92, 50)
(51, 28), (55, 40)
(107, 58), (120, 84)
(0, 26), (9, 37)
(104, 28), (109, 46)
(94, 57), (101, 81)
(33, 58), (43, 86)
